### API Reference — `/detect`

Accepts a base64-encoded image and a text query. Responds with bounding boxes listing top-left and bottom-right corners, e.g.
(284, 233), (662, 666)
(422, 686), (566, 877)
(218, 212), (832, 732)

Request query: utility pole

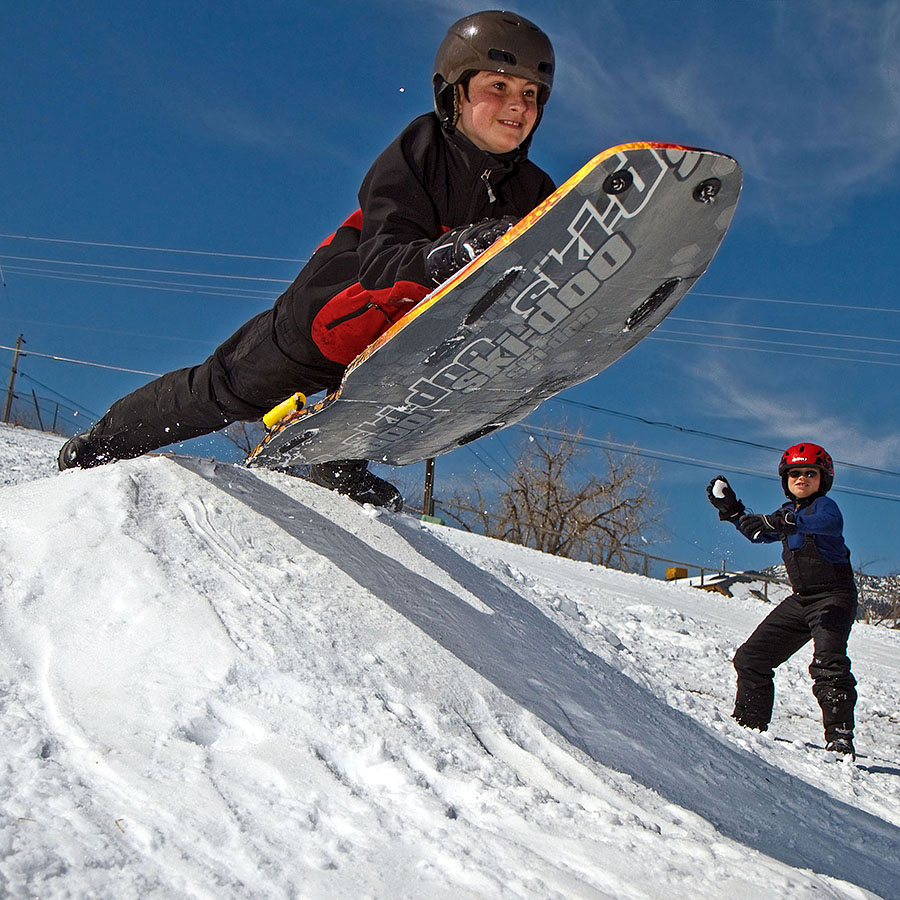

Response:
(3, 334), (24, 425)
(32, 389), (45, 431)
(423, 457), (436, 518)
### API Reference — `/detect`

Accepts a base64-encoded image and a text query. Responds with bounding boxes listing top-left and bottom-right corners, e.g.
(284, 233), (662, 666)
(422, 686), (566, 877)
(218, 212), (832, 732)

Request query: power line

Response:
(462, 442), (516, 492)
(2, 234), (896, 317)
(0, 232), (308, 263)
(657, 328), (900, 361)
(550, 396), (900, 479)
(648, 334), (900, 367)
(3, 236), (898, 498)
(10, 257), (900, 349)
(0, 315), (215, 346)
(6, 336), (900, 503)
(18, 372), (101, 418)
(3, 264), (281, 296)
(6, 269), (898, 352)
(518, 424), (900, 503)
(0, 254), (293, 284)
(669, 316), (900, 346)
(2, 267), (279, 302)
(5, 241), (899, 352)
(0, 343), (161, 377)
(8, 273), (898, 362)
(692, 291), (900, 316)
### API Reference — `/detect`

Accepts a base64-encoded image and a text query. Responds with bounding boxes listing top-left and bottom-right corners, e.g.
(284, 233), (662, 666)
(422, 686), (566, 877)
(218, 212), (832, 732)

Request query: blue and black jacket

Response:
(742, 495), (856, 598)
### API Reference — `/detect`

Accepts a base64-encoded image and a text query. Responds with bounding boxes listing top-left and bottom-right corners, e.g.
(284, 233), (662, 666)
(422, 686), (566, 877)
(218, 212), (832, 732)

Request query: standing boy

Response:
(58, 11), (557, 510)
(706, 442), (858, 757)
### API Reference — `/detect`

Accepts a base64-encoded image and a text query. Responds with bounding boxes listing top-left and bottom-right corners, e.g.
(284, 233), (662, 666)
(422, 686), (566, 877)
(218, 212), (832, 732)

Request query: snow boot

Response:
(732, 712), (769, 732)
(824, 737), (855, 759)
(824, 723), (855, 759)
(58, 432), (114, 471)
(731, 683), (772, 732)
(308, 459), (403, 511)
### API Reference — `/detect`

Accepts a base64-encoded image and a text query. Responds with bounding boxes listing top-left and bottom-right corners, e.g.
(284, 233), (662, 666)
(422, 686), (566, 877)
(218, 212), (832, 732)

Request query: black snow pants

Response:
(732, 590), (858, 739)
(87, 303), (344, 460)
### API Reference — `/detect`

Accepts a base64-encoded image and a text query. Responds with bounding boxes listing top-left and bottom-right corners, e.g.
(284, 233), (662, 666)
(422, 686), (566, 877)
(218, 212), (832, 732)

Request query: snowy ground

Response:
(1, 423), (899, 900)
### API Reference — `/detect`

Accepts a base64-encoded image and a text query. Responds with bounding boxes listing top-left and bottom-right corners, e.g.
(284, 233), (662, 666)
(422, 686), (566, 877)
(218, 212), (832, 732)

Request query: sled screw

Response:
(693, 178), (721, 203)
(603, 170), (633, 195)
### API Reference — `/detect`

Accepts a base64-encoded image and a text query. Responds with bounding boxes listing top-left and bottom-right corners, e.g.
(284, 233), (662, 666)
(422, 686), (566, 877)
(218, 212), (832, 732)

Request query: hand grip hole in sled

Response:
(457, 423), (504, 446)
(624, 278), (682, 331)
(464, 269), (523, 326)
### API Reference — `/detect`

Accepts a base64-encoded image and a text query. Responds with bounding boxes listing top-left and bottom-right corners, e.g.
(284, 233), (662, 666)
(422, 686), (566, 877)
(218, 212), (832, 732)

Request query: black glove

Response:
(738, 509), (797, 541)
(706, 476), (745, 521)
(426, 216), (518, 286)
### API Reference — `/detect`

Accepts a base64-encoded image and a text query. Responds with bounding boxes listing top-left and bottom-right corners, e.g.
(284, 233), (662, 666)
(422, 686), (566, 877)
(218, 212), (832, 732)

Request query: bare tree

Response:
(220, 421), (267, 457)
(441, 428), (661, 571)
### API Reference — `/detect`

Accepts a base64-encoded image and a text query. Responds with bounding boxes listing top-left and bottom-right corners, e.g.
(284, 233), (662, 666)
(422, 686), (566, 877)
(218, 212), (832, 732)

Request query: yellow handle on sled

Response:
(263, 392), (307, 429)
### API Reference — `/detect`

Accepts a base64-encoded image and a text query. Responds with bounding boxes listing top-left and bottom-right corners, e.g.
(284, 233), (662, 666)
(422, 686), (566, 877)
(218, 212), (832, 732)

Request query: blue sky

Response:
(3, 0), (900, 576)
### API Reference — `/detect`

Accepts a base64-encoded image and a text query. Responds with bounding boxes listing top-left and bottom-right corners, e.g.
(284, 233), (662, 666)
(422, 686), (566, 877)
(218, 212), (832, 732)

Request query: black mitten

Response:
(738, 509), (796, 540)
(426, 216), (517, 285)
(706, 476), (745, 521)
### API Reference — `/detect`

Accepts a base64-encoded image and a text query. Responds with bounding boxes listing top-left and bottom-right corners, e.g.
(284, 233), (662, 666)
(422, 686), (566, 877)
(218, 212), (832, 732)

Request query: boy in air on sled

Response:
(58, 10), (557, 511)
(707, 442), (858, 758)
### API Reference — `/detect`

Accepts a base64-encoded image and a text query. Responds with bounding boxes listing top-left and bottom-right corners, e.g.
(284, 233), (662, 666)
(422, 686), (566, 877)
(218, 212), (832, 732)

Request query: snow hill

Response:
(2, 423), (899, 900)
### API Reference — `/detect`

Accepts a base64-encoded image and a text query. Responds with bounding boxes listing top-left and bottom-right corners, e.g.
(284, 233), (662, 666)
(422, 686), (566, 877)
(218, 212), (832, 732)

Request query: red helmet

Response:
(778, 442), (834, 496)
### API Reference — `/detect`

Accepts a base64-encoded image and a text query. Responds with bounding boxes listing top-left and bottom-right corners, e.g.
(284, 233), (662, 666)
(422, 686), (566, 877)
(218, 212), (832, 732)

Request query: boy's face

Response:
(455, 71), (540, 154)
(787, 467), (821, 499)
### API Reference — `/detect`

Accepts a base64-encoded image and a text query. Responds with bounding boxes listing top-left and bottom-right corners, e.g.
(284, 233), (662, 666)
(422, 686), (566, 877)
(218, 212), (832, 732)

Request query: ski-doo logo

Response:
(509, 230), (633, 329)
(399, 222), (635, 412)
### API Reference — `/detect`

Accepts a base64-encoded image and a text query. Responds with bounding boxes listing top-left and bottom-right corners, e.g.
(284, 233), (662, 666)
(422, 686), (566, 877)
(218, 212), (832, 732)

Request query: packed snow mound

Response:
(1, 424), (899, 900)
(0, 423), (61, 487)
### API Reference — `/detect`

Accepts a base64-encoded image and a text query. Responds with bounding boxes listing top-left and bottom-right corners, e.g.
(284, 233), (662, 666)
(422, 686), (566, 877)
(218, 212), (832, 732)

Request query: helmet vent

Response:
(488, 48), (517, 65)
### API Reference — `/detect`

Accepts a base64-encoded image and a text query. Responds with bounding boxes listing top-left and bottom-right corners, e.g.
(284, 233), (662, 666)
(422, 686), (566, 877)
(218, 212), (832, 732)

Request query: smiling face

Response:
(787, 467), (822, 499)
(455, 70), (540, 154)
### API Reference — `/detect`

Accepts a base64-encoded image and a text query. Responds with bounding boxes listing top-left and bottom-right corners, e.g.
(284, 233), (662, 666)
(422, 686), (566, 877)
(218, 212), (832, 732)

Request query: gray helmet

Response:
(433, 10), (555, 132)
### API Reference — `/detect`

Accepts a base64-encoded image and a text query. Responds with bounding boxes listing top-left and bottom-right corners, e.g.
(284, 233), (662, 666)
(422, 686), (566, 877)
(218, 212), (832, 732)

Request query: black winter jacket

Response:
(278, 113), (555, 371)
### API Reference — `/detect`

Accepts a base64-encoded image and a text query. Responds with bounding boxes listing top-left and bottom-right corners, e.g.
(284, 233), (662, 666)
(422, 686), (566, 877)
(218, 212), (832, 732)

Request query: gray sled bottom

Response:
(248, 143), (742, 468)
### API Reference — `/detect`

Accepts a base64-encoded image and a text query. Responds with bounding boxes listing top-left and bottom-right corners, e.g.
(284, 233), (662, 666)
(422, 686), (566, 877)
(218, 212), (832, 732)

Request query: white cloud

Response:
(691, 357), (900, 471)
(545, 1), (900, 235)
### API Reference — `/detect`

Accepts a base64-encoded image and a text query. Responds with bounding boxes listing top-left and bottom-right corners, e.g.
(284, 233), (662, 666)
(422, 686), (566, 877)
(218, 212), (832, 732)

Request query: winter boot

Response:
(824, 723), (855, 759)
(58, 432), (114, 471)
(308, 459), (403, 511)
(731, 679), (773, 732)
(824, 738), (855, 759)
(732, 711), (769, 732)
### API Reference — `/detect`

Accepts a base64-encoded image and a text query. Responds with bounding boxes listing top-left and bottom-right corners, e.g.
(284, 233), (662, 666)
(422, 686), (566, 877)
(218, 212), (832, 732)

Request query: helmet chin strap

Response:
(432, 77), (458, 130)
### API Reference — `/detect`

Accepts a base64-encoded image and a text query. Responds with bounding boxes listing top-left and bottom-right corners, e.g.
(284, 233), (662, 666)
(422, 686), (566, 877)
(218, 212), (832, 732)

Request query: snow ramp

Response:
(181, 457), (900, 900)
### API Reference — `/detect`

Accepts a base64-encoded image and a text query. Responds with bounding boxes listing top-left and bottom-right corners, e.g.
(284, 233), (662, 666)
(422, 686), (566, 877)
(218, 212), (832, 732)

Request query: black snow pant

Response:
(732, 590), (857, 739)
(87, 303), (343, 460)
